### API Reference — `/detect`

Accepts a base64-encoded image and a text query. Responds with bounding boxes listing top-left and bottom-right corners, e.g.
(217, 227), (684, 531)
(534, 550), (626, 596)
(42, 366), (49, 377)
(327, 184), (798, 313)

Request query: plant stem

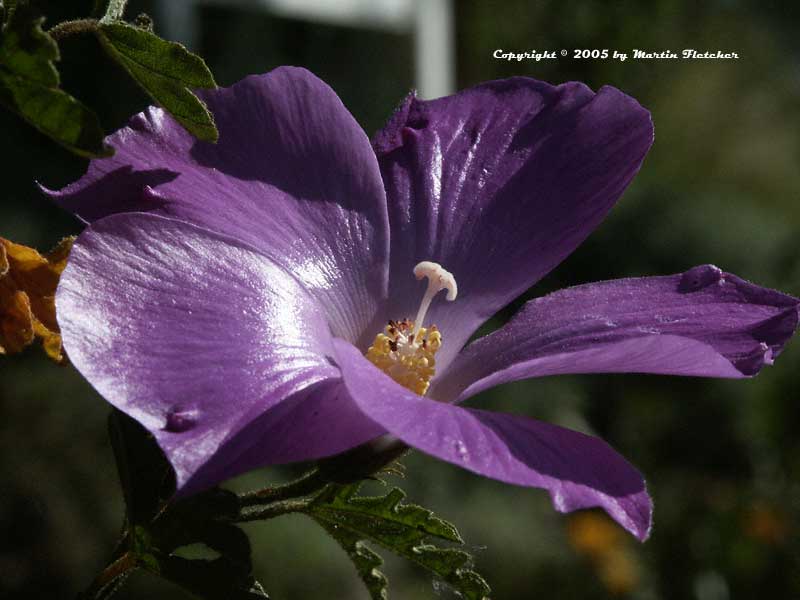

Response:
(237, 499), (312, 523)
(239, 469), (329, 507)
(48, 18), (98, 41)
(78, 552), (137, 600)
(102, 0), (128, 21)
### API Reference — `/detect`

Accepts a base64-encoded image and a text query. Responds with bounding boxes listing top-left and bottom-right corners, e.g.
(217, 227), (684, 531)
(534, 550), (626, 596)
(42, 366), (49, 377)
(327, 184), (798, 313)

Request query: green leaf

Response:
(154, 555), (270, 600)
(108, 409), (176, 526)
(0, 10), (111, 156)
(307, 484), (491, 600)
(317, 521), (388, 600)
(108, 412), (266, 598)
(106, 408), (275, 599)
(146, 516), (270, 600)
(97, 22), (218, 142)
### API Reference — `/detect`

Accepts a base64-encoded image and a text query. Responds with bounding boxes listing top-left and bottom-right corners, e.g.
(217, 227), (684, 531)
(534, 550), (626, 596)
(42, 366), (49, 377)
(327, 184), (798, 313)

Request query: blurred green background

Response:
(1, 1), (799, 598)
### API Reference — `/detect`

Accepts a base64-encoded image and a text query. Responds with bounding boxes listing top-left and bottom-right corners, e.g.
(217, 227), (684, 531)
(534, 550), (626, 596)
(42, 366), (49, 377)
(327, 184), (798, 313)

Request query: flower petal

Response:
(185, 378), (385, 494)
(57, 213), (382, 492)
(435, 266), (800, 402)
(0, 236), (73, 362)
(45, 67), (390, 343)
(374, 78), (653, 368)
(332, 339), (651, 540)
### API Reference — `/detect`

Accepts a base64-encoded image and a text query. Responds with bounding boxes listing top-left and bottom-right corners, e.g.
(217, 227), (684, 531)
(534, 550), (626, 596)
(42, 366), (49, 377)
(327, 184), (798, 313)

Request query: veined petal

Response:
(435, 266), (800, 402)
(332, 339), (651, 540)
(57, 213), (376, 492)
(45, 67), (390, 343)
(374, 77), (653, 368)
(182, 379), (385, 495)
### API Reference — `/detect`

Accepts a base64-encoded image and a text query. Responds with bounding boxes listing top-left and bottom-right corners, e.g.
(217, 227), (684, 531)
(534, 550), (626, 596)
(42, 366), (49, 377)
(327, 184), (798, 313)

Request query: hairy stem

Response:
(237, 499), (312, 523)
(47, 18), (99, 41)
(239, 469), (329, 507)
(101, 0), (128, 21)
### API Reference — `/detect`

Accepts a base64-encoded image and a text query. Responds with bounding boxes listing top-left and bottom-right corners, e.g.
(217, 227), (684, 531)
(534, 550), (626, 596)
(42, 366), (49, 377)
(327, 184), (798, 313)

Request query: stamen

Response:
(364, 261), (458, 396)
(412, 261), (457, 336)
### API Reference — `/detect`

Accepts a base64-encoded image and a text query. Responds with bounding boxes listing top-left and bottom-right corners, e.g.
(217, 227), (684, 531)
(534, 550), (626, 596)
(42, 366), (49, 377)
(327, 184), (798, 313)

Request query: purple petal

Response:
(183, 379), (385, 494)
(45, 67), (390, 344)
(57, 213), (381, 492)
(332, 339), (652, 541)
(374, 78), (653, 368)
(435, 266), (800, 402)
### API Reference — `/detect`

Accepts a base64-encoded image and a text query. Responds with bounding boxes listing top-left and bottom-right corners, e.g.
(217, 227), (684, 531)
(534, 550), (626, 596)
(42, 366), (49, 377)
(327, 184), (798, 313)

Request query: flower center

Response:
(365, 261), (457, 396)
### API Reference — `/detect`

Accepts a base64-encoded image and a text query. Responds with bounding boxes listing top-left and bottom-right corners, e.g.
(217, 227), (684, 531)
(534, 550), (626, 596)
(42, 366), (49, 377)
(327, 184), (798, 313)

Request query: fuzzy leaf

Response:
(317, 521), (388, 600)
(307, 484), (491, 600)
(0, 10), (111, 156)
(97, 22), (218, 141)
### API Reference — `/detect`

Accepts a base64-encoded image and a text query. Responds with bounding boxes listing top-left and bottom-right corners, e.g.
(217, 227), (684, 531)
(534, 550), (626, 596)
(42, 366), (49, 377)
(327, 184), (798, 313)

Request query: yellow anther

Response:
(366, 261), (458, 396)
(366, 319), (442, 396)
(364, 262), (457, 396)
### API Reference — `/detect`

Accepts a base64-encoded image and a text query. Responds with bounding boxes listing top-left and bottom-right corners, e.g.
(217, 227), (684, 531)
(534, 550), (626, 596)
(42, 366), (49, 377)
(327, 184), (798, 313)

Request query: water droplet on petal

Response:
(654, 314), (686, 324)
(454, 440), (470, 462)
(636, 326), (660, 334)
(679, 265), (724, 292)
(164, 406), (199, 432)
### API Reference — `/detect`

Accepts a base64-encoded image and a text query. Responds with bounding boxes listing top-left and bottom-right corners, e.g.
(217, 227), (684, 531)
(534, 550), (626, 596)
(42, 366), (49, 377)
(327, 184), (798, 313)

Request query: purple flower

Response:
(46, 67), (799, 541)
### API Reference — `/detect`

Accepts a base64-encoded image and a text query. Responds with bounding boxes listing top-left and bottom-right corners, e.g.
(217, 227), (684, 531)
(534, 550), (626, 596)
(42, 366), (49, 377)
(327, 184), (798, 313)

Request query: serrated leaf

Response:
(307, 484), (491, 600)
(97, 22), (218, 141)
(0, 10), (111, 156)
(317, 521), (388, 600)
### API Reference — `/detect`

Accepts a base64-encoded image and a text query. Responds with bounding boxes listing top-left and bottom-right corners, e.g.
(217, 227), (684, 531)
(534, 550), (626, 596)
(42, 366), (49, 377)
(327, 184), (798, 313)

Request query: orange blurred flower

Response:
(0, 236), (74, 362)
(743, 501), (790, 546)
(567, 511), (641, 595)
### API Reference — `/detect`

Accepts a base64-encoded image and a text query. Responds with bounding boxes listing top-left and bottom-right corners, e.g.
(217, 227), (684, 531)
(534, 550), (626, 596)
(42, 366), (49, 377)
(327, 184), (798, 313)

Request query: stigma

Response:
(365, 261), (457, 396)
